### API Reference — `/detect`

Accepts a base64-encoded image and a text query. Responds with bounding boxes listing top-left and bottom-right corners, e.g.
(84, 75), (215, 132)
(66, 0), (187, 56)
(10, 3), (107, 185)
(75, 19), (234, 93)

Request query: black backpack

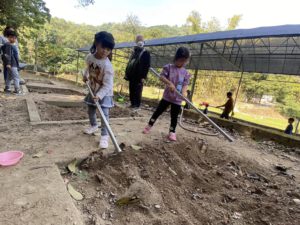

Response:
(124, 49), (145, 81)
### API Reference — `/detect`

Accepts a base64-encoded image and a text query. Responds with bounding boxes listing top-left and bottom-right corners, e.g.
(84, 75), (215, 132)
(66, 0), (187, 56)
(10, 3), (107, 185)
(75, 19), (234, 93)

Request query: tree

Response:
(0, 0), (50, 29)
(205, 17), (221, 32)
(186, 11), (203, 34)
(123, 14), (142, 39)
(227, 15), (242, 30)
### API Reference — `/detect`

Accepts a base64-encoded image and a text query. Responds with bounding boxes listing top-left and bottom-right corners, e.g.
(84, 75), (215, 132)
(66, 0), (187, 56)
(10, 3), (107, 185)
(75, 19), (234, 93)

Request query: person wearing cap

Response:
(125, 35), (151, 109)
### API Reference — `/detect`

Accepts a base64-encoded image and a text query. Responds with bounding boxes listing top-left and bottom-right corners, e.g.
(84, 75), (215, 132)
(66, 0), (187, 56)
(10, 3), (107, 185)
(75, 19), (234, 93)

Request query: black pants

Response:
(220, 112), (230, 119)
(129, 81), (143, 107)
(149, 99), (181, 133)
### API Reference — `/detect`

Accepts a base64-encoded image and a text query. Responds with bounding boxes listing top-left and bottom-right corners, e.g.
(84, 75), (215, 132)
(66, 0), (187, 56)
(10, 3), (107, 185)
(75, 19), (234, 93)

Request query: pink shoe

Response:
(168, 132), (177, 141)
(143, 125), (152, 134)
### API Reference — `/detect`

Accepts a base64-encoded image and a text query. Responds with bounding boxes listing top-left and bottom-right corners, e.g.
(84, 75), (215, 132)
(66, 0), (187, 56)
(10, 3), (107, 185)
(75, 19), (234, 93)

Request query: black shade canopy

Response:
(77, 25), (300, 75)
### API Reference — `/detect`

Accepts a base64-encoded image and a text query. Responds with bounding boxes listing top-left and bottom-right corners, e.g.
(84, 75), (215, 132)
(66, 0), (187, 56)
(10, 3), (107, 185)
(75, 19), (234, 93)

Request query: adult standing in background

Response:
(125, 35), (151, 109)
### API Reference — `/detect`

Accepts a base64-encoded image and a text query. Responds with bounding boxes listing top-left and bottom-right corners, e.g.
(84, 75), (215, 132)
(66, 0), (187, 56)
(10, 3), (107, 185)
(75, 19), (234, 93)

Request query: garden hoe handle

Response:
(85, 80), (122, 153)
(149, 67), (234, 142)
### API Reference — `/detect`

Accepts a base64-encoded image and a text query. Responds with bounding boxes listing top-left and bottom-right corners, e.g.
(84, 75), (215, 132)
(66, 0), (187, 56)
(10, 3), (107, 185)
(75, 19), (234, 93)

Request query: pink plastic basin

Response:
(0, 151), (24, 166)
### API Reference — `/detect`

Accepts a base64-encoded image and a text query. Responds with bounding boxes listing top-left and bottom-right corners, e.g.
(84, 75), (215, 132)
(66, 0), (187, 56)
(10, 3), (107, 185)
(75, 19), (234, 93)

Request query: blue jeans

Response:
(88, 105), (109, 136)
(5, 67), (20, 91)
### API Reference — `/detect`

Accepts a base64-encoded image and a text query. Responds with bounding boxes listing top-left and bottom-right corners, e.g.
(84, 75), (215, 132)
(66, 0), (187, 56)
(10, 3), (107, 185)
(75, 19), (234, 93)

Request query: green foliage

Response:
(0, 0), (50, 29)
(227, 15), (242, 30)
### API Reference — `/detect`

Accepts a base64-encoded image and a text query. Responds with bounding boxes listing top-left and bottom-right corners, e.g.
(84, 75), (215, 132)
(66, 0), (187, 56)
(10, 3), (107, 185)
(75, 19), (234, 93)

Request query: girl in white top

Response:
(83, 31), (115, 149)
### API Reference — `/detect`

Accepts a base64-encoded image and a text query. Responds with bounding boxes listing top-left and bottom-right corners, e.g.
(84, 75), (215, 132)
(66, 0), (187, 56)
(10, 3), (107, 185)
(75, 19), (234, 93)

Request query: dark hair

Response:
(3, 26), (15, 37)
(288, 118), (295, 123)
(174, 47), (190, 61)
(5, 30), (17, 38)
(90, 31), (115, 54)
(227, 92), (233, 97)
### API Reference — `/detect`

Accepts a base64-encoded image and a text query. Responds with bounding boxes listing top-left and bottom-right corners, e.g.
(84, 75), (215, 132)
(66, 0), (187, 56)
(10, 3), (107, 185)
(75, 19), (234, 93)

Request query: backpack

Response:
(124, 49), (145, 81)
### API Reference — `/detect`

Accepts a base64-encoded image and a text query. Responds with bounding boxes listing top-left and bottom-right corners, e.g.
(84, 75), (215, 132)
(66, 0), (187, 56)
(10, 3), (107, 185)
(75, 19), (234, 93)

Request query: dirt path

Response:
(0, 71), (299, 225)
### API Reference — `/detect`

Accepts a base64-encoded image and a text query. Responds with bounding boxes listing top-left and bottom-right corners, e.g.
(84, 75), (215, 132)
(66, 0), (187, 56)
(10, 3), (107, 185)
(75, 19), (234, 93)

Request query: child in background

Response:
(284, 118), (295, 135)
(83, 31), (115, 149)
(217, 92), (234, 119)
(1, 30), (21, 94)
(143, 47), (191, 141)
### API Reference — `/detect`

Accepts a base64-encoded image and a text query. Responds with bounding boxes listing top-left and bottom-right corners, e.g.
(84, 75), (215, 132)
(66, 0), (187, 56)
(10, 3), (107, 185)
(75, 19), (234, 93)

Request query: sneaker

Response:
(99, 135), (109, 149)
(4, 88), (11, 94)
(83, 125), (99, 135)
(132, 107), (141, 112)
(143, 125), (152, 134)
(14, 90), (24, 96)
(168, 132), (177, 141)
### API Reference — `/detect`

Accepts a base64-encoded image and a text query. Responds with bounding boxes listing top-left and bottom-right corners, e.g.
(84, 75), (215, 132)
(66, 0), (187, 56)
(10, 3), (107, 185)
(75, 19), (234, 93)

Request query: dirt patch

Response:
(64, 138), (300, 225)
(36, 101), (141, 121)
(28, 87), (84, 96)
(25, 79), (54, 85)
(0, 97), (28, 125)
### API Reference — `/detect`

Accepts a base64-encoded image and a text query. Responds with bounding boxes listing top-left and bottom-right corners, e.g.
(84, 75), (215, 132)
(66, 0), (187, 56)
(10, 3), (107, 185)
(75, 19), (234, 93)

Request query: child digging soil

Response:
(83, 31), (115, 149)
(143, 47), (191, 141)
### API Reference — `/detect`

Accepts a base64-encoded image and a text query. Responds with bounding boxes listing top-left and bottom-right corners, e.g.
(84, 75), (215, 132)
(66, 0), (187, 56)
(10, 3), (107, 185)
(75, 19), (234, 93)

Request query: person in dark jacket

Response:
(284, 118), (294, 135)
(125, 35), (151, 109)
(1, 30), (22, 94)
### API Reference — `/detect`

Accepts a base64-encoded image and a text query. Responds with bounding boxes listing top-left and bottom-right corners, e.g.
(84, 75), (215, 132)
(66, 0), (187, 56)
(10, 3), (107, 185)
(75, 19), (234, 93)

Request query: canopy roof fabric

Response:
(77, 25), (300, 75)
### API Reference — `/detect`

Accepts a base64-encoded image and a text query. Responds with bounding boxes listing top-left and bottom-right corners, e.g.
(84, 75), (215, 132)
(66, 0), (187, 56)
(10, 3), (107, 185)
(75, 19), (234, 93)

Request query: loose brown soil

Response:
(66, 138), (300, 225)
(36, 101), (141, 121)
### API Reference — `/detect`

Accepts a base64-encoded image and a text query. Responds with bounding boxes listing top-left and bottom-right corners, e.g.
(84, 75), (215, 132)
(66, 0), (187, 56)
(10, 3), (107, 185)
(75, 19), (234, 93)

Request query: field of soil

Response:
(65, 137), (300, 225)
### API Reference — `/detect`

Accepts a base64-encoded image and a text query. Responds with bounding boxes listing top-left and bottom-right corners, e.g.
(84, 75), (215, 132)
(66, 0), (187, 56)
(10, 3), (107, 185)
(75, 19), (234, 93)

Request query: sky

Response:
(44, 0), (300, 29)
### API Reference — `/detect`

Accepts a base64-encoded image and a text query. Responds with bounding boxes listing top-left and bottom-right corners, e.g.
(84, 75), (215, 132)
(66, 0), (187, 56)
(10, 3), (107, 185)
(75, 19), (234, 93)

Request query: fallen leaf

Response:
(116, 196), (139, 206)
(168, 167), (177, 176)
(67, 158), (78, 174)
(67, 183), (83, 201)
(131, 145), (142, 151)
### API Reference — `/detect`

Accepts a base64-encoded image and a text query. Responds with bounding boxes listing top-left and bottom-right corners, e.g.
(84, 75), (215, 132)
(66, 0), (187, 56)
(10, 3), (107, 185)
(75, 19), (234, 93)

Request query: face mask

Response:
(137, 41), (144, 48)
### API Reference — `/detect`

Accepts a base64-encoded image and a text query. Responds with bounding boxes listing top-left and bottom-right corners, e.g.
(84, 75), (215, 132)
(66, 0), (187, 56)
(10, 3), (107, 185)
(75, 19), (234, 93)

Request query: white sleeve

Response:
(96, 63), (114, 100)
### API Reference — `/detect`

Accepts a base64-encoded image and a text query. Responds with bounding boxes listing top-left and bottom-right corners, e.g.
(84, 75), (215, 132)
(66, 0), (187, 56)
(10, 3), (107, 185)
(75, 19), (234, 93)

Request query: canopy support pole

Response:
(190, 69), (198, 101)
(295, 119), (300, 135)
(232, 70), (244, 117)
(76, 51), (80, 85)
(190, 43), (203, 101)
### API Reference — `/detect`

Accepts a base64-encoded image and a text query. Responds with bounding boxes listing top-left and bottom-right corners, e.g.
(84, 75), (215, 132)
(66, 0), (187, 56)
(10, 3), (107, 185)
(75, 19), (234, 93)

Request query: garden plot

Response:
(36, 101), (141, 122)
(25, 78), (55, 85)
(27, 83), (85, 96)
(62, 137), (300, 225)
